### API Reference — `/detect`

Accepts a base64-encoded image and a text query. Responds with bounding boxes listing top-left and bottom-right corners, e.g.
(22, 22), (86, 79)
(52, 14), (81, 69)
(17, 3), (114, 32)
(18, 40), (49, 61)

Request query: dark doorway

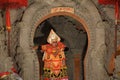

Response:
(34, 15), (88, 80)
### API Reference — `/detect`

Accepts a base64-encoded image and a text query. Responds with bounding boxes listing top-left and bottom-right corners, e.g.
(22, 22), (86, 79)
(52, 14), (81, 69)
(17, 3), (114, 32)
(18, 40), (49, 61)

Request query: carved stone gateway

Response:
(17, 0), (109, 80)
(0, 0), (117, 80)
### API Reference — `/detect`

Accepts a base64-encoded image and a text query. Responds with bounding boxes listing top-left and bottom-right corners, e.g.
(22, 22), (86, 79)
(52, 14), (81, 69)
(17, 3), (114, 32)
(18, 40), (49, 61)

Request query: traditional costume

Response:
(42, 30), (68, 80)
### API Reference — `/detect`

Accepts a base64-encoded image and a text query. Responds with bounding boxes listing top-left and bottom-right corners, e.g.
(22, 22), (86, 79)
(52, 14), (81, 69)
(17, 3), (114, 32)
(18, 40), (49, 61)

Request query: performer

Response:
(34, 29), (68, 80)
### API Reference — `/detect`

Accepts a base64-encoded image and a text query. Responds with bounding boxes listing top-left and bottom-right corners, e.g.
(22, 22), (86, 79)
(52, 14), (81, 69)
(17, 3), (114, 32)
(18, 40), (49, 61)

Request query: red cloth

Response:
(11, 67), (17, 73)
(0, 67), (17, 78)
(98, 0), (119, 5)
(0, 72), (10, 77)
(0, 0), (28, 32)
(98, 0), (120, 22)
(0, 0), (27, 9)
(5, 9), (11, 32)
(115, 1), (119, 20)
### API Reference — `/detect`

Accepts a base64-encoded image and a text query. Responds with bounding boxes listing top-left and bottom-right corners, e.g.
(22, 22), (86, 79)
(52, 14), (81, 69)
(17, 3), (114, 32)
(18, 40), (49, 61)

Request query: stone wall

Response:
(18, 0), (108, 80)
(0, 11), (13, 76)
(0, 0), (119, 80)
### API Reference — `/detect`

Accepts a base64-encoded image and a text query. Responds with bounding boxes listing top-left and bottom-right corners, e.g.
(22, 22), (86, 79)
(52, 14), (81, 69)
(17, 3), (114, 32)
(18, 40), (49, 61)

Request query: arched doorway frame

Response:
(19, 5), (98, 80)
(31, 12), (90, 80)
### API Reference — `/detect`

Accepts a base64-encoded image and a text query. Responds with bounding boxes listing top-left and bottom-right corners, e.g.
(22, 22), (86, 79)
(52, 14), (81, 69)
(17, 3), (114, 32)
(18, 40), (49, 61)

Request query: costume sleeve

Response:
(58, 42), (66, 49)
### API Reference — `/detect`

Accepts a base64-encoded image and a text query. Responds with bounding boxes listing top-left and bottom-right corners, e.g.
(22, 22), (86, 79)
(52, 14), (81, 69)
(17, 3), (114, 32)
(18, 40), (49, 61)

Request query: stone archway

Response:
(33, 13), (88, 80)
(18, 1), (107, 80)
(30, 10), (93, 80)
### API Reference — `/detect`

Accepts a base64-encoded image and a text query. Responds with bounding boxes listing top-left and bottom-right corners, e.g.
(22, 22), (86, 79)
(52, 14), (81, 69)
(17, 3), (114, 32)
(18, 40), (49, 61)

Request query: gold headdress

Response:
(47, 29), (60, 44)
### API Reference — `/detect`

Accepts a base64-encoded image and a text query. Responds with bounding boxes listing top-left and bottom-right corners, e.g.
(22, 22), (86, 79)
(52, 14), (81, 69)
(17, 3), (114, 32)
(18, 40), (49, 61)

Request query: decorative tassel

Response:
(115, 0), (119, 24)
(5, 8), (11, 32)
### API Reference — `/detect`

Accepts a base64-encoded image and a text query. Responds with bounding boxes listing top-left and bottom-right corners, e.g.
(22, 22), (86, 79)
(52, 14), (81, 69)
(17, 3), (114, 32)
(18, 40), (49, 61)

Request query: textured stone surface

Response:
(115, 56), (120, 72)
(0, 13), (13, 74)
(0, 0), (120, 80)
(19, 1), (107, 80)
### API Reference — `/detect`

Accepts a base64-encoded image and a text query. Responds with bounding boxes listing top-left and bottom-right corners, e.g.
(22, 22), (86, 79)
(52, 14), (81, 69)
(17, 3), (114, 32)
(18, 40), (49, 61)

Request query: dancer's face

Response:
(51, 41), (57, 47)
